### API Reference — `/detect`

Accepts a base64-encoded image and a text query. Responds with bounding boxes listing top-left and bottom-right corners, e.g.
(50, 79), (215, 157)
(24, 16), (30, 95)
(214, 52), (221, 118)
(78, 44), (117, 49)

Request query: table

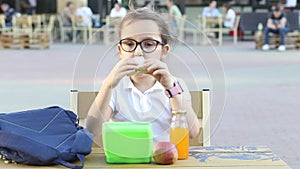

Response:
(0, 146), (291, 169)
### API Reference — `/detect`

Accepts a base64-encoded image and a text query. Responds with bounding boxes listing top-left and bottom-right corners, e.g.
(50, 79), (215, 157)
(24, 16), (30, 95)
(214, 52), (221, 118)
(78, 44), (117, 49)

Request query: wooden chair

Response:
(176, 15), (199, 45)
(222, 15), (241, 45)
(201, 16), (223, 45)
(30, 14), (42, 31)
(57, 15), (73, 42)
(1, 15), (32, 49)
(102, 16), (121, 45)
(28, 15), (56, 49)
(0, 14), (11, 33)
(70, 89), (210, 147)
(12, 15), (32, 35)
(88, 14), (105, 44)
(72, 15), (92, 43)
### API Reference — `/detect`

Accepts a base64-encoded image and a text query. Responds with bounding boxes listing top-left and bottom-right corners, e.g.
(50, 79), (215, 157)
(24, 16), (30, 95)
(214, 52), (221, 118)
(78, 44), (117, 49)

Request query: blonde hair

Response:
(118, 8), (174, 45)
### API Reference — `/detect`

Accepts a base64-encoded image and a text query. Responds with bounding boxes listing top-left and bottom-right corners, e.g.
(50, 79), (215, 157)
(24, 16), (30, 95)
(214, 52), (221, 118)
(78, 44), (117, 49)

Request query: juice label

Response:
(170, 128), (189, 160)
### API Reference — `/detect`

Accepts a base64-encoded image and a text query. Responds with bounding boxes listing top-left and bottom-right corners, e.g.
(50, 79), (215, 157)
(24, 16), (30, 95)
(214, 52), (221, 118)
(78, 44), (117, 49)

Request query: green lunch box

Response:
(102, 122), (153, 164)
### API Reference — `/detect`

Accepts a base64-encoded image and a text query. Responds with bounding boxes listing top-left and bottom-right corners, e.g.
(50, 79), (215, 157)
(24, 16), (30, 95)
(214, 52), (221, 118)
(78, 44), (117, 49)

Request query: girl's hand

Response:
(144, 59), (174, 89)
(105, 57), (138, 88)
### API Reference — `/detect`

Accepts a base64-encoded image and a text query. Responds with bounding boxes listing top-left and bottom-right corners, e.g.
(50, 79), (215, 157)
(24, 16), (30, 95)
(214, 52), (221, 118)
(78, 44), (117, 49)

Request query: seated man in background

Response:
(61, 1), (76, 27)
(20, 0), (36, 15)
(75, 0), (93, 27)
(1, 3), (15, 27)
(262, 5), (289, 51)
(61, 1), (76, 41)
(202, 0), (220, 18)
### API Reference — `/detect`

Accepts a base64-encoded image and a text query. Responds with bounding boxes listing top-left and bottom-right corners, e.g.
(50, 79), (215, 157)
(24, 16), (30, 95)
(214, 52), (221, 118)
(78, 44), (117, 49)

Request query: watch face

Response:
(176, 81), (184, 93)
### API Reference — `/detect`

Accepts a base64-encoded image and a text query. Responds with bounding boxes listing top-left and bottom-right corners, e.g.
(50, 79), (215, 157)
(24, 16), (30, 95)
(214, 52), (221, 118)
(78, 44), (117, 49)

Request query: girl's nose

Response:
(134, 44), (143, 56)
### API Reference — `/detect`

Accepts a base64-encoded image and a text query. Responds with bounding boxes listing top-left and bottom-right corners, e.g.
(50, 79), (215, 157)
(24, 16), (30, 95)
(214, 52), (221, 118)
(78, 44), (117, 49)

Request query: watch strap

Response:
(165, 81), (183, 98)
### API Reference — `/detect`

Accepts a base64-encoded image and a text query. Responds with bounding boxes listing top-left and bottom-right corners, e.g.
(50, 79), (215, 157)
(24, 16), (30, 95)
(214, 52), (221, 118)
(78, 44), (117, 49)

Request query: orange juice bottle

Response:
(170, 110), (189, 160)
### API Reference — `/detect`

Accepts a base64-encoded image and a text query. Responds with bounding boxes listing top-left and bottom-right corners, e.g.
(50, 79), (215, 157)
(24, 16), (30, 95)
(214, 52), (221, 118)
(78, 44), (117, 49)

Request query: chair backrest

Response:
(201, 16), (223, 32)
(30, 14), (42, 28)
(70, 89), (210, 146)
(12, 15), (32, 28)
(103, 16), (121, 44)
(221, 15), (240, 32)
(233, 15), (241, 31)
(175, 15), (186, 42)
(0, 14), (6, 28)
(47, 15), (56, 31)
(105, 16), (121, 26)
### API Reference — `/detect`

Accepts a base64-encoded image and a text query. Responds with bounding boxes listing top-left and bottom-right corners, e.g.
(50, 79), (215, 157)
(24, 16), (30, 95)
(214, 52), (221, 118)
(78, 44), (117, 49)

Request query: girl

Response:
(86, 8), (199, 145)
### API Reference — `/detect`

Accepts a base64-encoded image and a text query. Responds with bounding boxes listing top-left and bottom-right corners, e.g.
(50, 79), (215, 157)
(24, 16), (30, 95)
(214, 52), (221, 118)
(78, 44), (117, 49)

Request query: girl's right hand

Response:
(105, 57), (138, 88)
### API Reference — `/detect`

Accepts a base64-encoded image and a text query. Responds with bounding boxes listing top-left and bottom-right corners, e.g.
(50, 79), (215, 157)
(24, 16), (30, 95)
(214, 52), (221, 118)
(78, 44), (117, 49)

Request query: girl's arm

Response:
(85, 82), (113, 146)
(145, 59), (200, 139)
(170, 78), (200, 139)
(85, 57), (138, 145)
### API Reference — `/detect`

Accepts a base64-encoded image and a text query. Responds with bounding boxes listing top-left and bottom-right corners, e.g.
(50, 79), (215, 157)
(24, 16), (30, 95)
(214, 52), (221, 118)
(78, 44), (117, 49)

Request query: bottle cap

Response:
(172, 110), (186, 115)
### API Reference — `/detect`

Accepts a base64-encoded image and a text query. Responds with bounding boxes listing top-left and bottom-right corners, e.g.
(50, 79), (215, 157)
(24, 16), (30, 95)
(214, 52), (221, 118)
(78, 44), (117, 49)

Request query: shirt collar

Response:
(124, 76), (164, 93)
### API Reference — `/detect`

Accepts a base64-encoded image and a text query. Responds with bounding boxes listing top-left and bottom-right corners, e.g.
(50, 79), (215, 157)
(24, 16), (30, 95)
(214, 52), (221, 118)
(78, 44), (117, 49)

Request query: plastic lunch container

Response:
(102, 122), (153, 163)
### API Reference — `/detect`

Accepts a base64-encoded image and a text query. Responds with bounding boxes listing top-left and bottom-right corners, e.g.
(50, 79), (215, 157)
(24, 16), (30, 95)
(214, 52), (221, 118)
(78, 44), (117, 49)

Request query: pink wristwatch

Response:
(165, 81), (184, 98)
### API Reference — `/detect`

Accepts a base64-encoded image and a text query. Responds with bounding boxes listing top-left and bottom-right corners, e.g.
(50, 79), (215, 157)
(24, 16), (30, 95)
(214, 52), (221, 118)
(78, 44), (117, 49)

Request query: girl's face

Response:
(117, 20), (170, 60)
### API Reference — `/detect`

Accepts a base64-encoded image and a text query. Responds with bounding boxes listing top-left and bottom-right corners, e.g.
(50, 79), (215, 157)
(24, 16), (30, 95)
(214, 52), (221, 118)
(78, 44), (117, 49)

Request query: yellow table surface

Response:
(0, 146), (291, 169)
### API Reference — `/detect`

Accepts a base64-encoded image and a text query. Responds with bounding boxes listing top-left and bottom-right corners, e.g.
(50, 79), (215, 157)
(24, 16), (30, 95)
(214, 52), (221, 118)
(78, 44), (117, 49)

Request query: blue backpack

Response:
(0, 106), (93, 169)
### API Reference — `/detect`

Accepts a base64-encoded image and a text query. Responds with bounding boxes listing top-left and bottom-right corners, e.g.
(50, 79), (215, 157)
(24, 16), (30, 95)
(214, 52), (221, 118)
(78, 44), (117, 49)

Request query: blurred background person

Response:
(61, 1), (76, 41)
(202, 0), (220, 18)
(167, 0), (182, 19)
(61, 1), (76, 27)
(222, 3), (236, 29)
(284, 0), (297, 11)
(145, 1), (154, 10)
(215, 3), (236, 39)
(166, 0), (182, 36)
(1, 3), (15, 27)
(20, 0), (36, 15)
(110, 2), (127, 18)
(262, 5), (289, 51)
(175, 0), (186, 16)
(75, 0), (93, 27)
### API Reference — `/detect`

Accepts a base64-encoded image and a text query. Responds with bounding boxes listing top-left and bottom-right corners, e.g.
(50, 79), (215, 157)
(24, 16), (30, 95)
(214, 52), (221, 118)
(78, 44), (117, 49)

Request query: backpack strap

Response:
(0, 131), (85, 169)
(54, 154), (85, 169)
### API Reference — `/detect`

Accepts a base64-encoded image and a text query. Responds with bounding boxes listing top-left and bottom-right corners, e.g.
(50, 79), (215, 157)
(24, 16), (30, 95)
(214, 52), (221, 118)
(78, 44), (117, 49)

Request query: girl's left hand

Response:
(144, 59), (174, 89)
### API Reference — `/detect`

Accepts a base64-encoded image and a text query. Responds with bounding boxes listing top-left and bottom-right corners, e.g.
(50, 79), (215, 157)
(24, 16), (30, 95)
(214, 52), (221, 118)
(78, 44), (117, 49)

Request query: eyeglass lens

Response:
(120, 39), (161, 53)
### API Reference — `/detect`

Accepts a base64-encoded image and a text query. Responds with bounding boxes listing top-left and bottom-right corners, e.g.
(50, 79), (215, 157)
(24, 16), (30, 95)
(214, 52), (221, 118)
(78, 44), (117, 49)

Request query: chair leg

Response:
(73, 29), (76, 43)
(193, 31), (197, 45)
(83, 28), (87, 43)
(219, 30), (222, 46)
(234, 30), (237, 44)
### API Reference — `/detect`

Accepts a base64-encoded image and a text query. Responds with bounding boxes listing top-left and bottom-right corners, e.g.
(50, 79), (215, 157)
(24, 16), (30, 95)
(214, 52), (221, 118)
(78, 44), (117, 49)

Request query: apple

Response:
(153, 142), (178, 165)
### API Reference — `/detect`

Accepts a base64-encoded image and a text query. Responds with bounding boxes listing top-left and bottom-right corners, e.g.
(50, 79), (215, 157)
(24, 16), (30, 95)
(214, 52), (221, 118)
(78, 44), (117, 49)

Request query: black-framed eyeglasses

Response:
(119, 38), (166, 53)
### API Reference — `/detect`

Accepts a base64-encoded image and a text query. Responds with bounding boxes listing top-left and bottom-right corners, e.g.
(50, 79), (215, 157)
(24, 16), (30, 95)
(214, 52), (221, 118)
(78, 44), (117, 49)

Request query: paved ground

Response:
(0, 39), (299, 168)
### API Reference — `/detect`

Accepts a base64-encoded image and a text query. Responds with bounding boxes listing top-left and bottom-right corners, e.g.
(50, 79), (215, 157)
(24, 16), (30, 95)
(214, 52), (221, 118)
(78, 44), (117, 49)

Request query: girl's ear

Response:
(117, 44), (122, 54)
(161, 44), (170, 59)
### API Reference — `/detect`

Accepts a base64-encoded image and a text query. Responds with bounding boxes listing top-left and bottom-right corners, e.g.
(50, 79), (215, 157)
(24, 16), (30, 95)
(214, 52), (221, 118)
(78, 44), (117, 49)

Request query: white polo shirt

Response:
(224, 8), (236, 28)
(76, 7), (93, 26)
(109, 76), (172, 144)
